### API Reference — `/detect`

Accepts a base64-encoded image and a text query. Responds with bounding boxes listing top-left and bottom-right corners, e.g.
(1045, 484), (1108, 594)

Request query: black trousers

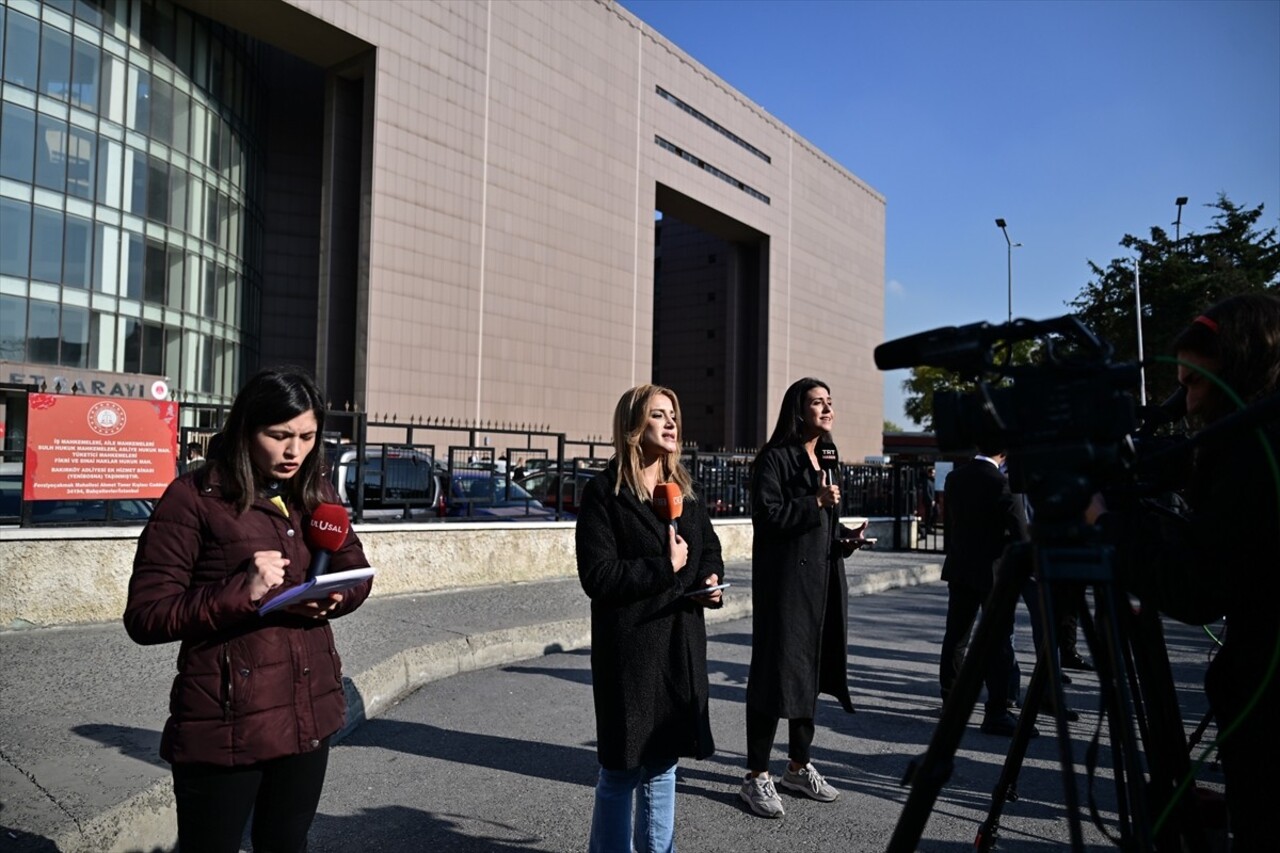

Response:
(939, 582), (1014, 717)
(746, 707), (815, 772)
(172, 740), (330, 853)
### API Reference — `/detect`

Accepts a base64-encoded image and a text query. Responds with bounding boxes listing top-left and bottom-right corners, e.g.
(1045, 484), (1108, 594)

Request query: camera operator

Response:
(1086, 293), (1280, 852)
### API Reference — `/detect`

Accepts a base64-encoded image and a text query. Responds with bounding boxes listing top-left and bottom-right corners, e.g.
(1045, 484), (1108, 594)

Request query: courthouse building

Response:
(0, 0), (885, 456)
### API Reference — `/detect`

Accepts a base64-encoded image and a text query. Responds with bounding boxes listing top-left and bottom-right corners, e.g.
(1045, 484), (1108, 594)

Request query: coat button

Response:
(310, 739), (320, 748)
(303, 667), (311, 675)
(286, 529), (296, 537)
(238, 668), (250, 677)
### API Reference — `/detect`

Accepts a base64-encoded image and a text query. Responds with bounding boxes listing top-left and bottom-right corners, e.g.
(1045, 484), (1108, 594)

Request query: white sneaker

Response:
(739, 773), (786, 818)
(779, 762), (840, 802)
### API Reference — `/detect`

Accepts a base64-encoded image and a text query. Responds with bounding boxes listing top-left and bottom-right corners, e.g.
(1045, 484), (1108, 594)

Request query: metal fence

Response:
(2, 385), (932, 535)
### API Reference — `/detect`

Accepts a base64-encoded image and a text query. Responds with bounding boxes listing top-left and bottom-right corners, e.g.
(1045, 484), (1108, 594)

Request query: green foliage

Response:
(883, 418), (905, 433)
(1069, 195), (1280, 403)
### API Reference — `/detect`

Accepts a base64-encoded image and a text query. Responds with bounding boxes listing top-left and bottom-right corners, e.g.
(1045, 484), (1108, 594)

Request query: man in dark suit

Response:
(938, 447), (1030, 735)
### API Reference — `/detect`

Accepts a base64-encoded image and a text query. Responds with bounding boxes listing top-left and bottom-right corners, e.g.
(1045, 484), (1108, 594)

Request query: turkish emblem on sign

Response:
(23, 394), (180, 501)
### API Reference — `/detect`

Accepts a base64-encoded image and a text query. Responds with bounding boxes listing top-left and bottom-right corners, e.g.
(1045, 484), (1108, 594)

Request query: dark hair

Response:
(214, 368), (328, 513)
(1172, 292), (1280, 424)
(753, 377), (832, 477)
(186, 442), (203, 456)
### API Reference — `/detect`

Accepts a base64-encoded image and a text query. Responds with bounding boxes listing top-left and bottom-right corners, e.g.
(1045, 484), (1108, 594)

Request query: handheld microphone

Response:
(305, 503), (350, 581)
(653, 483), (684, 532)
(818, 444), (841, 485)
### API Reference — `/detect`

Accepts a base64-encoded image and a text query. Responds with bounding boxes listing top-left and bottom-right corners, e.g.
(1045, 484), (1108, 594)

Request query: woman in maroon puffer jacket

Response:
(125, 368), (372, 853)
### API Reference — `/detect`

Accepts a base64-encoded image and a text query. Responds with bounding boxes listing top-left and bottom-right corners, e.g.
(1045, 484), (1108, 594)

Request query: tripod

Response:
(888, 529), (1210, 852)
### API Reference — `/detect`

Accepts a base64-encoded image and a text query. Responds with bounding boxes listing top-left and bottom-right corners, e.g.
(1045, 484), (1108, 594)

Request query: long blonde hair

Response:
(610, 384), (694, 502)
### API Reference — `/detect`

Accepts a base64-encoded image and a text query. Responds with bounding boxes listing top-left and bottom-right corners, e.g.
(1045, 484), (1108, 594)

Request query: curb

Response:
(50, 567), (937, 852)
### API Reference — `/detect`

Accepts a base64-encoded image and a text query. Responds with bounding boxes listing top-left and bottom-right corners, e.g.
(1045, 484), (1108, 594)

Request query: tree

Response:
(883, 418), (905, 433)
(1069, 195), (1280, 404)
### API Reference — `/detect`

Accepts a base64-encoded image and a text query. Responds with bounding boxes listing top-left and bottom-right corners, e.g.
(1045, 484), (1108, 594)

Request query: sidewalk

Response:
(0, 550), (941, 853)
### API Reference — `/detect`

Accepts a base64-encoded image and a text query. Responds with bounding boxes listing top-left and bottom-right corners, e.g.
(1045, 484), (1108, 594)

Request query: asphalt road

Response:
(305, 582), (1223, 852)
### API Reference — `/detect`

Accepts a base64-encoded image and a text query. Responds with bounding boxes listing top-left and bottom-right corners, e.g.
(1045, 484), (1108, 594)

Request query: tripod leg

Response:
(974, 656), (1051, 852)
(1088, 582), (1154, 851)
(888, 545), (1029, 853)
(1128, 607), (1213, 853)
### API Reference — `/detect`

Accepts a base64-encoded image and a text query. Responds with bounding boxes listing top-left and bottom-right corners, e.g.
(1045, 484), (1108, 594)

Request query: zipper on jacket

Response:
(222, 643), (233, 722)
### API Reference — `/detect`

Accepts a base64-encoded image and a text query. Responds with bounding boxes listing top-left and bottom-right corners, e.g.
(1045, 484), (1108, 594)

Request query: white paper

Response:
(258, 567), (376, 615)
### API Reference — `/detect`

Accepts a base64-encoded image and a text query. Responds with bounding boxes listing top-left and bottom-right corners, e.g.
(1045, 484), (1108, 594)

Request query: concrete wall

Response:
(0, 516), (910, 629)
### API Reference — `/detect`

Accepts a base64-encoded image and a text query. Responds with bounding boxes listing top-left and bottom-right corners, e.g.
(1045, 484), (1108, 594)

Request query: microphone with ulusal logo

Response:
(652, 482), (684, 533)
(305, 503), (350, 581)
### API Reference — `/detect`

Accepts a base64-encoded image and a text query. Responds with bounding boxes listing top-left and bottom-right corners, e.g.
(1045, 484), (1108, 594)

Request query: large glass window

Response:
(128, 66), (150, 134)
(0, 103), (36, 182)
(146, 154), (168, 223)
(0, 295), (26, 361)
(66, 126), (97, 200)
(142, 320), (163, 374)
(62, 304), (89, 367)
(122, 317), (140, 372)
(169, 167), (187, 230)
(124, 232), (143, 300)
(34, 113), (69, 191)
(3, 11), (39, 90)
(31, 207), (65, 284)
(0, 199), (32, 277)
(39, 23), (73, 101)
(63, 214), (92, 289)
(70, 37), (101, 111)
(127, 148), (147, 215)
(28, 300), (60, 364)
(151, 76), (173, 145)
(172, 87), (191, 154)
(143, 237), (165, 303)
(166, 245), (183, 308)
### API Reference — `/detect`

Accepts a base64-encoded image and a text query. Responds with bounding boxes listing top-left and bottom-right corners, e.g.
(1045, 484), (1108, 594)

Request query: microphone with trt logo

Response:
(305, 503), (350, 581)
(653, 483), (684, 533)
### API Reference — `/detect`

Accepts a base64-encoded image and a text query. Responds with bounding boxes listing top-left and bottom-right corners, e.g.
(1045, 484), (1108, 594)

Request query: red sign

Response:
(23, 394), (180, 500)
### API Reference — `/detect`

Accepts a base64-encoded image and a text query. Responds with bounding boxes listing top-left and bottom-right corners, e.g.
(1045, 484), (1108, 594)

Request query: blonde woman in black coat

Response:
(576, 384), (725, 853)
(740, 377), (866, 819)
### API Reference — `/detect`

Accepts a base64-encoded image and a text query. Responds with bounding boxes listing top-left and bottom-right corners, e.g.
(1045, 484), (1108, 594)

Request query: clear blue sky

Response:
(619, 0), (1280, 427)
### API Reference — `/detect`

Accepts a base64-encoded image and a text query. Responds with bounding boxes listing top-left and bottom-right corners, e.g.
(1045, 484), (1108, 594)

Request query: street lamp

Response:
(1174, 196), (1188, 243)
(995, 218), (1021, 323)
(1133, 257), (1146, 405)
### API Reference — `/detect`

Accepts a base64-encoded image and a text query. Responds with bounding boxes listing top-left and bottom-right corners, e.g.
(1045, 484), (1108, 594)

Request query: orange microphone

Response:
(653, 483), (684, 532)
(305, 503), (350, 580)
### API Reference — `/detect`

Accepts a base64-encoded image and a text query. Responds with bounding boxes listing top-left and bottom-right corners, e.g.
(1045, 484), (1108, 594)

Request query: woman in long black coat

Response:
(740, 377), (866, 819)
(576, 384), (725, 853)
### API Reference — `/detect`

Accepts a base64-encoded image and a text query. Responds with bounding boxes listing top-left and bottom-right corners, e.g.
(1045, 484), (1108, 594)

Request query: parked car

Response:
(443, 470), (559, 521)
(325, 444), (442, 520)
(514, 464), (604, 517)
(0, 462), (154, 525)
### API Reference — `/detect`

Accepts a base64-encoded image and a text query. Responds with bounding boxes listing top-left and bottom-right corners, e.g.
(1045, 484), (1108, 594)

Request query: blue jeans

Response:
(587, 760), (678, 853)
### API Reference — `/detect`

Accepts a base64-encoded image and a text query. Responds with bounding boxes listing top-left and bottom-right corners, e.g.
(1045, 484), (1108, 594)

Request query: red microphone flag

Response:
(305, 503), (350, 579)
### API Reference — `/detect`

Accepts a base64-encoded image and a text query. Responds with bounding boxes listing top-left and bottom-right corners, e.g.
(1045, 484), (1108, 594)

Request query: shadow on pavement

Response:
(71, 723), (166, 768)
(345, 718), (598, 787)
(311, 805), (549, 852)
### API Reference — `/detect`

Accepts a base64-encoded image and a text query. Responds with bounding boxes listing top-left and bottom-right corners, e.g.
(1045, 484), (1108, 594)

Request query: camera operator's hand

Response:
(1084, 492), (1108, 526)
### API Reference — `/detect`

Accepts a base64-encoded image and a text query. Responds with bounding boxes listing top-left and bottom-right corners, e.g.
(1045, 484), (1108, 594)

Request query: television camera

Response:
(875, 315), (1211, 853)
